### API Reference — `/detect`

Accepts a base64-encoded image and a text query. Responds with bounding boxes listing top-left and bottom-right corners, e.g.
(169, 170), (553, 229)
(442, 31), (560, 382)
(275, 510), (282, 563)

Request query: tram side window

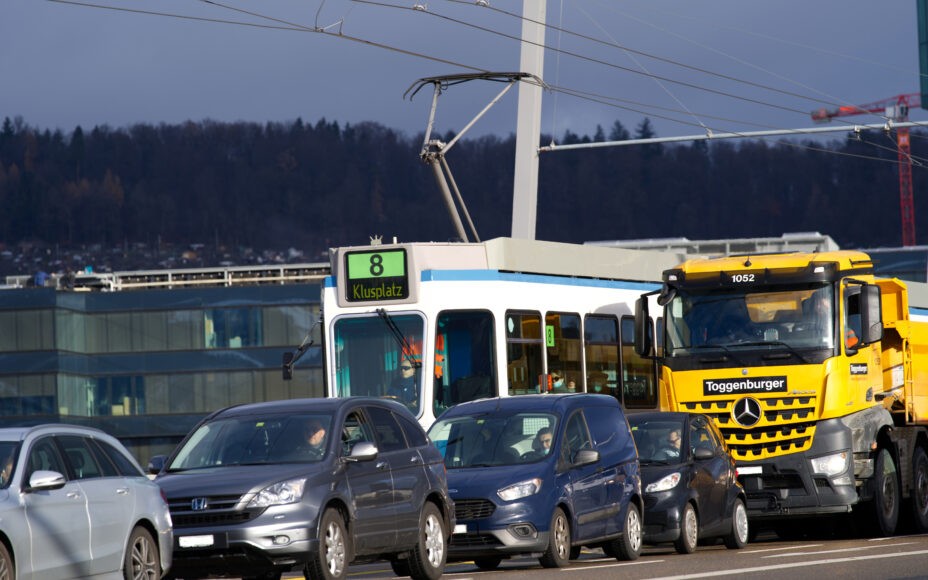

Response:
(506, 311), (544, 395)
(620, 316), (657, 409)
(584, 315), (620, 400)
(545, 312), (582, 392)
(433, 310), (497, 417)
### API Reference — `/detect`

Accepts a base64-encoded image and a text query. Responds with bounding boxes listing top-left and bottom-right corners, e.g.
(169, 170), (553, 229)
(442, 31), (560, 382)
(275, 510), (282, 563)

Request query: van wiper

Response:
(377, 308), (421, 369)
(737, 341), (812, 364)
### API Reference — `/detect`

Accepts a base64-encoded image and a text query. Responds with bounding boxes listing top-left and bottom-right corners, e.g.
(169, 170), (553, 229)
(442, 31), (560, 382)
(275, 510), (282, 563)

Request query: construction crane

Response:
(812, 93), (920, 246)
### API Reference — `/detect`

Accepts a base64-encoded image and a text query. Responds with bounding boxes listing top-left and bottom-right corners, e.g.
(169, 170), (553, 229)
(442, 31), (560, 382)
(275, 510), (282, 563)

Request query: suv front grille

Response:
(169, 494), (264, 529)
(454, 499), (495, 520)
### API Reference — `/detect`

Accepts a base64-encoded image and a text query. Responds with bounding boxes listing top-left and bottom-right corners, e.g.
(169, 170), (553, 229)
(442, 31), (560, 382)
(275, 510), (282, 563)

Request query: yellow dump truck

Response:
(633, 250), (928, 536)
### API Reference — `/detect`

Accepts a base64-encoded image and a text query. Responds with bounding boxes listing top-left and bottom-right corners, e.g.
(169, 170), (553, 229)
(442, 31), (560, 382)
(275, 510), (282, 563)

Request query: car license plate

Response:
(179, 535), (214, 548)
(453, 524), (468, 534)
(737, 466), (762, 475)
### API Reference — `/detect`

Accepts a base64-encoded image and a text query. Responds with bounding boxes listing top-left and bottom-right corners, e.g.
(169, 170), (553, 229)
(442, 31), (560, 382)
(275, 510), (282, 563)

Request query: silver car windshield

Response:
(168, 414), (332, 471)
(429, 412), (557, 468)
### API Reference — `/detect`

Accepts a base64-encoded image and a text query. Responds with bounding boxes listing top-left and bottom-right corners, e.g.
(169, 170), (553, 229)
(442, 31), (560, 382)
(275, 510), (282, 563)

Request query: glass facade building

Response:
(0, 265), (326, 465)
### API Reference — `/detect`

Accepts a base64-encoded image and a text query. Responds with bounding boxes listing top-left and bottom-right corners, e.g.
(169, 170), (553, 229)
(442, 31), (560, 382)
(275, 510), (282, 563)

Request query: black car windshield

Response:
(168, 414), (332, 471)
(429, 412), (557, 468)
(629, 418), (686, 465)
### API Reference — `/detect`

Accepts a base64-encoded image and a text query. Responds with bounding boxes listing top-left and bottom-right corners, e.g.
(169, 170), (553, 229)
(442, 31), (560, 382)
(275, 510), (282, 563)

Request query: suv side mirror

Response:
(147, 455), (166, 475)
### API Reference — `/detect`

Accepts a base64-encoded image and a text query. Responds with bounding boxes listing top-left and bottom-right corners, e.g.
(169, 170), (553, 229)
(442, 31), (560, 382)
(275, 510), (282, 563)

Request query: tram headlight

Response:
(810, 451), (849, 477)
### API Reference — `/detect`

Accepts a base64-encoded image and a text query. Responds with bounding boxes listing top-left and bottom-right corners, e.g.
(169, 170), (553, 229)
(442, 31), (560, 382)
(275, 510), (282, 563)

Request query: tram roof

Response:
(330, 237), (687, 284)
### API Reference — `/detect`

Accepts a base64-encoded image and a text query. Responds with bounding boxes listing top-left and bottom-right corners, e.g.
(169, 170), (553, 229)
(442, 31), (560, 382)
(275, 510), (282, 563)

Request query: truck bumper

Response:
(736, 417), (859, 520)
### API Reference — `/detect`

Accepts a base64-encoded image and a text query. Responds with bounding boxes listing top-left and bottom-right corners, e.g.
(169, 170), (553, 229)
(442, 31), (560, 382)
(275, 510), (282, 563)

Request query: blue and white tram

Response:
(323, 237), (679, 427)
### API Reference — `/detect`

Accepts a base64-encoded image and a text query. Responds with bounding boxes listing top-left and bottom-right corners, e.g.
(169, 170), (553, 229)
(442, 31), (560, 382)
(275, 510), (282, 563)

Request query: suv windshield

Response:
(168, 414), (332, 471)
(429, 412), (557, 468)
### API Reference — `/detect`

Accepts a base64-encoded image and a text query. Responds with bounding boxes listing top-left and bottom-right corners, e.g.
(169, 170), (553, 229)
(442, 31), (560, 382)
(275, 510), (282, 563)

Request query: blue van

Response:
(427, 394), (642, 570)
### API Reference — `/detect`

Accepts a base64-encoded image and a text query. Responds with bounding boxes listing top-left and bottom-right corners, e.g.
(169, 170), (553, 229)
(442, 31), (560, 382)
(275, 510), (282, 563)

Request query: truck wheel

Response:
(871, 447), (899, 536)
(911, 447), (928, 533)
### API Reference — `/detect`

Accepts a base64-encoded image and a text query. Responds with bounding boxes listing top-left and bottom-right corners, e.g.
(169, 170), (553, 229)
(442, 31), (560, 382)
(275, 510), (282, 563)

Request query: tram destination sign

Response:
(344, 248), (410, 303)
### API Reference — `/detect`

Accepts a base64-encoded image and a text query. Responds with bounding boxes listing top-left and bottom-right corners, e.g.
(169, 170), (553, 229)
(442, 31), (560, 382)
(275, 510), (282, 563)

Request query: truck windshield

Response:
(331, 313), (424, 415)
(664, 284), (835, 356)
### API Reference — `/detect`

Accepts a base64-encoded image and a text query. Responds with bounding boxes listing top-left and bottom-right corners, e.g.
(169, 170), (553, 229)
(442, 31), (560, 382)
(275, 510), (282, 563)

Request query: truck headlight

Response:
(645, 472), (681, 493)
(810, 451), (849, 477)
(498, 478), (542, 501)
(247, 477), (307, 507)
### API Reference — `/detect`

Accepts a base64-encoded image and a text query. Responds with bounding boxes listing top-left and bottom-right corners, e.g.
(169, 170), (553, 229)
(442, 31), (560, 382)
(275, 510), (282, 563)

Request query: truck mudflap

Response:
(736, 417), (861, 520)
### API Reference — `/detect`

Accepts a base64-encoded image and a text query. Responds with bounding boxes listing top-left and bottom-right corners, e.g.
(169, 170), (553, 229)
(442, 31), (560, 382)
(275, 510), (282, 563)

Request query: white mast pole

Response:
(511, 0), (545, 239)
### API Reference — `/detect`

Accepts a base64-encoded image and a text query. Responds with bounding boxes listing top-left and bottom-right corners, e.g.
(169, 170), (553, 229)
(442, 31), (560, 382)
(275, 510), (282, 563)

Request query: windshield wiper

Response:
(377, 308), (421, 369)
(686, 344), (746, 365)
(736, 341), (812, 364)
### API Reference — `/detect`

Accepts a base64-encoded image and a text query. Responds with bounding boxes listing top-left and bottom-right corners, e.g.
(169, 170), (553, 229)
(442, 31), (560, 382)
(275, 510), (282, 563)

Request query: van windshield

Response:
(428, 412), (557, 468)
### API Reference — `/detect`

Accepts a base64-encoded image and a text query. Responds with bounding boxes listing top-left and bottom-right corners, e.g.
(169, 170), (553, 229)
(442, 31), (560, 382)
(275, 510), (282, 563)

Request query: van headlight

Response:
(645, 472), (681, 493)
(498, 478), (542, 501)
(247, 477), (307, 507)
(810, 452), (848, 477)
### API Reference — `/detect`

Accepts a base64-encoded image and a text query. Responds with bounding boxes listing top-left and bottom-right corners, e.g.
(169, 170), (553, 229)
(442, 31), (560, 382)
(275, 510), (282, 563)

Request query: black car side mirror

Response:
(693, 446), (714, 461)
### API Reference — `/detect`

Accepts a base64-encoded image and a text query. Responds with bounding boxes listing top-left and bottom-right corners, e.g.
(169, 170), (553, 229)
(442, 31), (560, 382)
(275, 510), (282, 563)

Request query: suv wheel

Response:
(306, 508), (349, 580)
(407, 502), (446, 580)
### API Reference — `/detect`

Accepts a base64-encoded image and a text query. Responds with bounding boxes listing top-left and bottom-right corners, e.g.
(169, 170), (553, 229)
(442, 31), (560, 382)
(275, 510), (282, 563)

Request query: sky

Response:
(1, 1), (926, 146)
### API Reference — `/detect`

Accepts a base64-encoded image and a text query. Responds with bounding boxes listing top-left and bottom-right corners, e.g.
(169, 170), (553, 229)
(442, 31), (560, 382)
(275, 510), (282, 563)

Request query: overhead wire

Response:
(46, 0), (926, 169)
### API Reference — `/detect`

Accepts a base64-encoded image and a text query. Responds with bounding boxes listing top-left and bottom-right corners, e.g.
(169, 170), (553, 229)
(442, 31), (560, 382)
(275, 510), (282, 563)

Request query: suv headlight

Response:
(497, 478), (542, 501)
(810, 451), (848, 477)
(645, 472), (681, 493)
(247, 477), (307, 508)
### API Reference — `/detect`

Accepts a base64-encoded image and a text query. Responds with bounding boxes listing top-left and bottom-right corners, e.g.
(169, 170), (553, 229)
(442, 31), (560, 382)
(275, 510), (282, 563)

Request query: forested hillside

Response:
(0, 115), (922, 276)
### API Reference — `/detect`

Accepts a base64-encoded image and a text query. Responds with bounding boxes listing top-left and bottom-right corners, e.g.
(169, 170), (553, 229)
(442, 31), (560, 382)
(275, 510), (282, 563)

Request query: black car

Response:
(150, 397), (454, 580)
(627, 412), (748, 554)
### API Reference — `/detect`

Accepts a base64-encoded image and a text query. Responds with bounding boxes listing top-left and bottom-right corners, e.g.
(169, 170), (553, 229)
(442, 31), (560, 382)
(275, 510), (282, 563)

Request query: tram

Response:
(317, 237), (681, 427)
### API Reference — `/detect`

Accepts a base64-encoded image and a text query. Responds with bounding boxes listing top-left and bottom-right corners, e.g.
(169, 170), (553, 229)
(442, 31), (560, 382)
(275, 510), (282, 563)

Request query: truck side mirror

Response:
(860, 284), (883, 345)
(634, 297), (653, 357)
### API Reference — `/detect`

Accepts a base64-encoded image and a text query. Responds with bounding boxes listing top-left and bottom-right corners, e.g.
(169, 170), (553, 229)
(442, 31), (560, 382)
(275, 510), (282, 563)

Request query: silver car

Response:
(0, 424), (173, 579)
(150, 397), (453, 580)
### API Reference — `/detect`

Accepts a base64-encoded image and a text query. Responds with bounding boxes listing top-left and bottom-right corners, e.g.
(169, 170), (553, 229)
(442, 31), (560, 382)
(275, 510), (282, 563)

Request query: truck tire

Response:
(871, 447), (899, 537)
(911, 447), (928, 533)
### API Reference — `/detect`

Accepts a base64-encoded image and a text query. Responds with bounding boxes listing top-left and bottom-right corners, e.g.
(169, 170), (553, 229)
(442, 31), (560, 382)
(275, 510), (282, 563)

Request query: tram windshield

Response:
(664, 284), (835, 356)
(332, 313), (425, 414)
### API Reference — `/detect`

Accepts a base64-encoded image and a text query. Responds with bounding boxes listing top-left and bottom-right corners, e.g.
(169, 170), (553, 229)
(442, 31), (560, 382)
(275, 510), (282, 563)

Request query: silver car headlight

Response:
(247, 477), (307, 508)
(810, 451), (849, 477)
(497, 478), (543, 501)
(645, 472), (681, 493)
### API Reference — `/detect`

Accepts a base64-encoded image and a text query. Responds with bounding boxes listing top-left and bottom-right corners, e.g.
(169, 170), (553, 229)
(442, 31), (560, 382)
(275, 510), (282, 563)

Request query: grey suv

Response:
(150, 397), (453, 580)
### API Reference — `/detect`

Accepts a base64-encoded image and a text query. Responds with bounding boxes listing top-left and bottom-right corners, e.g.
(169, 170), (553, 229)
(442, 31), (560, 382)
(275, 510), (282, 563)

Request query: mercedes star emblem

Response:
(732, 397), (762, 427)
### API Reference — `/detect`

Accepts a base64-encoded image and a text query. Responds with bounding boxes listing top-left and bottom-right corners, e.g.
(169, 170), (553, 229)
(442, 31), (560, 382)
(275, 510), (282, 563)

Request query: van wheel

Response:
(911, 447), (928, 533)
(539, 508), (570, 568)
(407, 502), (446, 580)
(871, 447), (899, 536)
(674, 503), (698, 554)
(609, 503), (642, 561)
(305, 508), (348, 580)
(724, 498), (749, 549)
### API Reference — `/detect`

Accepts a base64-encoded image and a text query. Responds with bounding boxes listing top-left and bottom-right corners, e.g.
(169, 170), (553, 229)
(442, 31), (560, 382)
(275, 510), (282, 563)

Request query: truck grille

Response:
(682, 397), (817, 460)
